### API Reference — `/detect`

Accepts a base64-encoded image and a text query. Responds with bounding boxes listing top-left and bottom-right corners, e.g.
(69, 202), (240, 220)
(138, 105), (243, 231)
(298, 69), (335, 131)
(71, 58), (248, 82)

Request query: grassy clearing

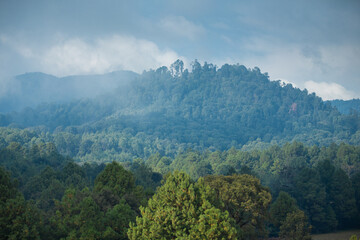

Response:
(312, 230), (360, 240)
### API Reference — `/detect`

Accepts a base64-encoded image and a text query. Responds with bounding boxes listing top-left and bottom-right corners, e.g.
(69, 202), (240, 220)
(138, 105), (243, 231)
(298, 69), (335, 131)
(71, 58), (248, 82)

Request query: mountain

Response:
(0, 60), (359, 162)
(328, 99), (360, 114)
(0, 71), (138, 113)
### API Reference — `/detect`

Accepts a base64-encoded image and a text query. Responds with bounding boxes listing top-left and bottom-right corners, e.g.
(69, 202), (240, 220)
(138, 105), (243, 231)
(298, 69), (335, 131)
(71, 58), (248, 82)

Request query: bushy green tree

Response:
(317, 160), (357, 228)
(279, 209), (311, 240)
(204, 174), (272, 239)
(102, 200), (136, 240)
(328, 169), (357, 228)
(93, 161), (146, 213)
(270, 191), (298, 228)
(94, 161), (135, 197)
(295, 168), (337, 232)
(0, 167), (42, 240)
(127, 171), (237, 239)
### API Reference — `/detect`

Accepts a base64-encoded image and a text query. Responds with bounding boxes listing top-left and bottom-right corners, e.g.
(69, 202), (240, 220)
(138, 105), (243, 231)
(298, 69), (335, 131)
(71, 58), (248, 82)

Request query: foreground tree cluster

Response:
(0, 141), (326, 239)
(148, 142), (360, 233)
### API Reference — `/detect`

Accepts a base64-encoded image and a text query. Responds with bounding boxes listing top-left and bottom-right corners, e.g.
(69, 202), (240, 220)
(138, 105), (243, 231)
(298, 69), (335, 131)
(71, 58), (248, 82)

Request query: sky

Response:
(0, 0), (359, 100)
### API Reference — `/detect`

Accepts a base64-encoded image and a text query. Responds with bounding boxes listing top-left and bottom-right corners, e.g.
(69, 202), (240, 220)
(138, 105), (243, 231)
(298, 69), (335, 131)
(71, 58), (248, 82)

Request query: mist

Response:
(0, 70), (138, 113)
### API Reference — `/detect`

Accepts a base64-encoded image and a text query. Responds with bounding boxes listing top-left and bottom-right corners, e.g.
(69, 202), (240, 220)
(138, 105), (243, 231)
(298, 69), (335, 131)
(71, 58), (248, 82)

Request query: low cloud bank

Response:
(304, 81), (357, 100)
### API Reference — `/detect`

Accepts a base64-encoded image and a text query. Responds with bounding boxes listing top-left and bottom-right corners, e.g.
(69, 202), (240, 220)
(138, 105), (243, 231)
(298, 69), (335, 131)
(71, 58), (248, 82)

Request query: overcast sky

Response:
(1, 0), (359, 100)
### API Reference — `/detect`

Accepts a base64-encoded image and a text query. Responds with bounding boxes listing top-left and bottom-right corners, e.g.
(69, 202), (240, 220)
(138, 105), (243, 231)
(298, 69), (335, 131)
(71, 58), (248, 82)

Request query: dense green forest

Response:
(1, 61), (359, 163)
(1, 61), (360, 239)
(0, 136), (359, 239)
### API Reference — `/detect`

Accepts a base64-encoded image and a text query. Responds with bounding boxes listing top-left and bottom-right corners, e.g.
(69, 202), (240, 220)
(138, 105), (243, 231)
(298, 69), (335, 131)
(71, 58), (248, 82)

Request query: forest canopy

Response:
(0, 61), (359, 239)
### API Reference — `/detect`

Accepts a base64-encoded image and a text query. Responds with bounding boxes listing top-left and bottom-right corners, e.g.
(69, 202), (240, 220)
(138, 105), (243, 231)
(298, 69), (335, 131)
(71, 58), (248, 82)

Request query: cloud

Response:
(0, 34), (34, 58)
(304, 81), (356, 100)
(4, 35), (184, 76)
(160, 16), (205, 40)
(42, 35), (184, 76)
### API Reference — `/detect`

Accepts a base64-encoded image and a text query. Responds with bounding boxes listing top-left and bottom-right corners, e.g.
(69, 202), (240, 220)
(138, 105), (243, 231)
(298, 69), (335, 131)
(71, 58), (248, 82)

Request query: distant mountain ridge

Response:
(0, 70), (138, 113)
(328, 99), (360, 114)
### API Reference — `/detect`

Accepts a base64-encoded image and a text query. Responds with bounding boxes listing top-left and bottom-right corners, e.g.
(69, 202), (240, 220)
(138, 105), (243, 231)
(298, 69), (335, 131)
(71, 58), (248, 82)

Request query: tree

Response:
(0, 167), (18, 202)
(279, 209), (311, 240)
(270, 191), (298, 228)
(204, 174), (272, 239)
(127, 171), (237, 239)
(102, 200), (136, 240)
(0, 167), (42, 240)
(351, 172), (360, 228)
(295, 167), (337, 232)
(51, 188), (104, 239)
(0, 196), (42, 240)
(170, 59), (184, 77)
(93, 161), (145, 212)
(317, 160), (357, 228)
(94, 161), (135, 197)
(327, 169), (357, 228)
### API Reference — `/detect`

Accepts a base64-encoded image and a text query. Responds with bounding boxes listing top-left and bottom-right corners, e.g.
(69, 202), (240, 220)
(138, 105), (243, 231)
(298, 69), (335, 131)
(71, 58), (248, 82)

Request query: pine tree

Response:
(127, 171), (237, 239)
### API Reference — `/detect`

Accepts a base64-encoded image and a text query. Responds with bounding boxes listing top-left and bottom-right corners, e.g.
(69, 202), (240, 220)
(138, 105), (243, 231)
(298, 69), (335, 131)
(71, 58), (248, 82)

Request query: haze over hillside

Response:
(0, 71), (137, 112)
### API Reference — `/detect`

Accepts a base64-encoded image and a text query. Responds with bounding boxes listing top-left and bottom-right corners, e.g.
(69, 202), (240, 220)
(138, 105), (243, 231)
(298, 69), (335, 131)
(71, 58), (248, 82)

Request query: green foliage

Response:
(0, 136), (71, 189)
(0, 76), (360, 238)
(0, 167), (18, 202)
(93, 161), (146, 213)
(270, 191), (299, 228)
(122, 159), (162, 192)
(94, 161), (135, 198)
(103, 200), (136, 240)
(52, 185), (137, 240)
(146, 142), (359, 234)
(0, 167), (42, 240)
(204, 174), (272, 239)
(294, 168), (337, 232)
(328, 169), (357, 227)
(127, 171), (237, 239)
(351, 172), (360, 228)
(0, 196), (42, 240)
(317, 160), (357, 228)
(279, 209), (311, 240)
(350, 235), (358, 240)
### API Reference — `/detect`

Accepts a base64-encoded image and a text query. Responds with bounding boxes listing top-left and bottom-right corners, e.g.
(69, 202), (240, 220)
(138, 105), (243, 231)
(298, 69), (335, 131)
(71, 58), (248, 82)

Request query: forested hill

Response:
(0, 60), (359, 162)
